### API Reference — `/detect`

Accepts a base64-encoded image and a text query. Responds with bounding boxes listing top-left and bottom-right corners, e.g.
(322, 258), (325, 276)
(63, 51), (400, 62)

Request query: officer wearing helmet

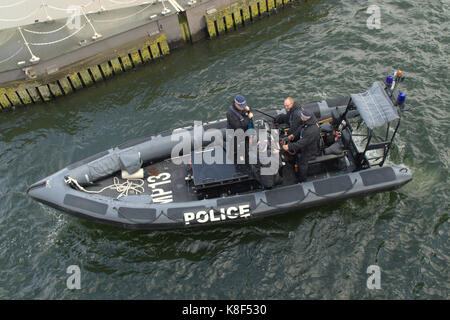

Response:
(226, 94), (253, 131)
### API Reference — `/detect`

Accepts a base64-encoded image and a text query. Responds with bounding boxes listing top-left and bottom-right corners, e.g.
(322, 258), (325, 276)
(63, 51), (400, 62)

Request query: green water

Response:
(0, 0), (448, 299)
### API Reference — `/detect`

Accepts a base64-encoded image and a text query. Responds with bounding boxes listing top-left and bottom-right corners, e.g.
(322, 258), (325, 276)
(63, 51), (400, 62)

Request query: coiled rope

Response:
(64, 176), (145, 199)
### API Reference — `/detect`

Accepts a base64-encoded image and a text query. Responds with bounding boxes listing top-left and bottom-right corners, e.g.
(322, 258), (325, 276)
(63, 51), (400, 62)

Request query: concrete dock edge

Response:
(0, 0), (302, 111)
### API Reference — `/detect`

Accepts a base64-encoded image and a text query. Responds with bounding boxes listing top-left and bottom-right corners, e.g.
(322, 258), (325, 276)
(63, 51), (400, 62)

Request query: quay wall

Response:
(0, 0), (303, 111)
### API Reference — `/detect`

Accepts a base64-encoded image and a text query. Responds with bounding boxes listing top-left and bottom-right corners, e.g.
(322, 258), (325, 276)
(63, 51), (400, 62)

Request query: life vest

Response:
(229, 105), (245, 123)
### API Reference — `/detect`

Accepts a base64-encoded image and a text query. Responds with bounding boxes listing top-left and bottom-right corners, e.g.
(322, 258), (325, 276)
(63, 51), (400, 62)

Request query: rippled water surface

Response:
(0, 0), (448, 299)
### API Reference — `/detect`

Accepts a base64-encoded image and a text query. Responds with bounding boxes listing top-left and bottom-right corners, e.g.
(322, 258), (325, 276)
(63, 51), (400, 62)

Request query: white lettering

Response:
(184, 212), (195, 225)
(239, 204), (251, 218)
(182, 304), (216, 317)
(147, 172), (171, 183)
(151, 188), (171, 197)
(66, 265), (81, 290)
(220, 208), (226, 220)
(147, 173), (173, 203)
(183, 205), (252, 225)
(193, 121), (203, 164)
(171, 130), (192, 165)
(209, 209), (221, 222)
(196, 210), (209, 223)
(147, 180), (171, 189)
(226, 206), (239, 219)
(67, 6), (81, 31)
(366, 5), (381, 30)
(203, 129), (224, 165)
(367, 265), (381, 289)
(152, 195), (173, 204)
(225, 129), (246, 164)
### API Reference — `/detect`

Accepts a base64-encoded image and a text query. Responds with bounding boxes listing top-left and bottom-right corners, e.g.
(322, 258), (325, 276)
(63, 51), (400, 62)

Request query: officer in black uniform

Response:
(226, 95), (254, 164)
(282, 109), (320, 182)
(226, 94), (253, 130)
(274, 97), (304, 142)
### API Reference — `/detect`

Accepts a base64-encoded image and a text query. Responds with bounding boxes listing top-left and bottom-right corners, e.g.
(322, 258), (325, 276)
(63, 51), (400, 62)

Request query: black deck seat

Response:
(309, 131), (346, 165)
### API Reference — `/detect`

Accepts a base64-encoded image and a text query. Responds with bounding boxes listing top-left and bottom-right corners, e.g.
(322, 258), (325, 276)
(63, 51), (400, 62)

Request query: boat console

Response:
(189, 148), (259, 198)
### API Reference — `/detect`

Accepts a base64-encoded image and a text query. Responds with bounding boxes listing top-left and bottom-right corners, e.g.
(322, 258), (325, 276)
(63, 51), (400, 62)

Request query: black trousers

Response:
(295, 152), (310, 183)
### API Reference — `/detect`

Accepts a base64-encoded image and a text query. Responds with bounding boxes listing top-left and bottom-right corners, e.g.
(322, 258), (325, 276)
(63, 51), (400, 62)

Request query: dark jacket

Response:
(288, 114), (320, 160)
(227, 105), (251, 131)
(274, 102), (304, 139)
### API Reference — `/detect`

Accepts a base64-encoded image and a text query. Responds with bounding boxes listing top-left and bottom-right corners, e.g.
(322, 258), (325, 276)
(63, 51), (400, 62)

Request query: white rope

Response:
(23, 20), (71, 35)
(47, 1), (94, 12)
(0, 28), (17, 46)
(96, 0), (152, 12)
(0, 7), (40, 22)
(161, 0), (170, 14)
(0, 0), (29, 8)
(28, 23), (87, 46)
(108, 0), (139, 4)
(167, 0), (183, 12)
(65, 176), (145, 199)
(17, 26), (40, 62)
(42, 3), (51, 20)
(0, 45), (24, 64)
(79, 7), (102, 39)
(46, 5), (70, 12)
(91, 3), (153, 23)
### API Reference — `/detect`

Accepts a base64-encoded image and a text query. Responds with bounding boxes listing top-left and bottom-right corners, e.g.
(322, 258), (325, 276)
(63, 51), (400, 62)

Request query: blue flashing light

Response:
(397, 92), (406, 110)
(386, 75), (394, 85)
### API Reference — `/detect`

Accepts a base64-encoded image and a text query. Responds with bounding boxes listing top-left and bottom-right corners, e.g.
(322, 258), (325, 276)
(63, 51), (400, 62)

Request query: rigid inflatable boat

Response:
(28, 72), (413, 230)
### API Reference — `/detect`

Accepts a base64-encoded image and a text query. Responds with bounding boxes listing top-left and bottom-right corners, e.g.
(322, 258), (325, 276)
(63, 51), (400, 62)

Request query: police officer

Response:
(226, 95), (254, 164)
(274, 97), (304, 142)
(282, 109), (320, 182)
(226, 94), (253, 130)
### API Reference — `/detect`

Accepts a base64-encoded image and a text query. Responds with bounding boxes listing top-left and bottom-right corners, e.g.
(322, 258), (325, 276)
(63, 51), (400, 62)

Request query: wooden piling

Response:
(48, 82), (63, 97)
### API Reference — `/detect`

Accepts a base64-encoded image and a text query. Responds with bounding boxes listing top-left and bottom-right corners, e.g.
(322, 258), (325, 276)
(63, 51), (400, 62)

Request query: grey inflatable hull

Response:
(27, 97), (413, 230)
(28, 165), (412, 230)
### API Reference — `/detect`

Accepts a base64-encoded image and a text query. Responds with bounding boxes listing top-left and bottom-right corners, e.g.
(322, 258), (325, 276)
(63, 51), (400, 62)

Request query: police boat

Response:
(28, 71), (413, 230)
